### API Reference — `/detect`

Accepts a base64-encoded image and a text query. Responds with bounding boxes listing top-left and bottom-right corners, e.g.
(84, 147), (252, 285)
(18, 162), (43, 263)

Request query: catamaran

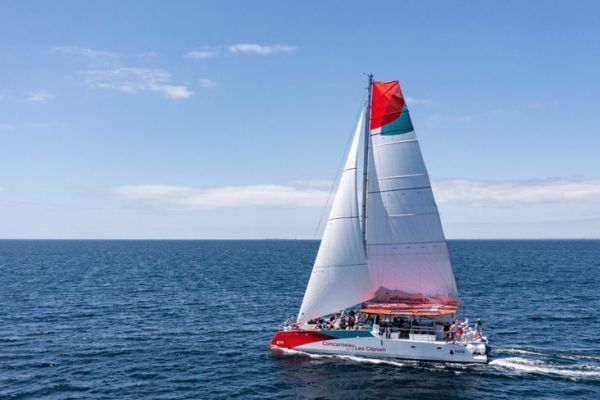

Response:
(270, 76), (488, 364)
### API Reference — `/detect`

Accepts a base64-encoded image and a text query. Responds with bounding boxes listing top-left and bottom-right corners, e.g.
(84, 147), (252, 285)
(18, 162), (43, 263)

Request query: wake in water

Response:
(490, 347), (600, 381)
(274, 346), (485, 373)
(490, 357), (600, 379)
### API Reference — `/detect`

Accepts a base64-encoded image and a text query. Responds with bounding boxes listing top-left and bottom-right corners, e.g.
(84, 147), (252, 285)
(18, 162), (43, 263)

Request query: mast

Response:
(361, 74), (373, 252)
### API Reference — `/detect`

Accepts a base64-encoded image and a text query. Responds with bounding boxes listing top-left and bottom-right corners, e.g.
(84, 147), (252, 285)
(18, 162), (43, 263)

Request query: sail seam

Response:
(368, 240), (446, 246)
(313, 263), (368, 269)
(378, 173), (426, 180)
(374, 138), (418, 147)
(370, 127), (415, 137)
(327, 216), (359, 222)
(368, 186), (431, 194)
(387, 212), (438, 218)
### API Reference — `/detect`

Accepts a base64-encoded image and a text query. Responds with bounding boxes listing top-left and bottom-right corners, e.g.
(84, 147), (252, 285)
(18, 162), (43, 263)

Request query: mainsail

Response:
(297, 79), (458, 323)
(366, 81), (458, 300)
(297, 111), (373, 323)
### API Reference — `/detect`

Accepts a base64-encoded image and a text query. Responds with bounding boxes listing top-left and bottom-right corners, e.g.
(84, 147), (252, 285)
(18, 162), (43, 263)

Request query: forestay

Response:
(297, 111), (373, 323)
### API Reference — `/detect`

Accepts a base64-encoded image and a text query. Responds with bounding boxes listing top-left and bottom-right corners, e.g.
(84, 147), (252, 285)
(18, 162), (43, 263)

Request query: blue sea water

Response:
(0, 240), (599, 399)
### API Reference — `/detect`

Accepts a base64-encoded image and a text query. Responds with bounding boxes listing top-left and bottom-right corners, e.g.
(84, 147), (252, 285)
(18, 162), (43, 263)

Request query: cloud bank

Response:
(433, 178), (600, 206)
(112, 183), (329, 208)
(112, 178), (600, 209)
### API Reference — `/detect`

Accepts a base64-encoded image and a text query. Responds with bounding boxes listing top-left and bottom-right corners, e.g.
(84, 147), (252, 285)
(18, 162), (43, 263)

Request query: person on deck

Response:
(449, 320), (457, 342)
(475, 319), (483, 338)
(385, 326), (392, 339)
(456, 324), (463, 342)
(443, 322), (451, 342)
(348, 315), (355, 330)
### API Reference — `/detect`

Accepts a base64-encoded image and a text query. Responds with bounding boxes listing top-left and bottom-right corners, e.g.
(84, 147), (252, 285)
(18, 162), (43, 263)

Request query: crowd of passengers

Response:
(307, 310), (484, 343)
(307, 309), (369, 330)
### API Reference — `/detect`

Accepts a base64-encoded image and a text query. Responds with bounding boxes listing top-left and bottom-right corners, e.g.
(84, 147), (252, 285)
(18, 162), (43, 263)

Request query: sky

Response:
(1, 1), (600, 239)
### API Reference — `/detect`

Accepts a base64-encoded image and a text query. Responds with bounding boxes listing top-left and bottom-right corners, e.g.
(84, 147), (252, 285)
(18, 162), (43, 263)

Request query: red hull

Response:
(270, 331), (335, 349)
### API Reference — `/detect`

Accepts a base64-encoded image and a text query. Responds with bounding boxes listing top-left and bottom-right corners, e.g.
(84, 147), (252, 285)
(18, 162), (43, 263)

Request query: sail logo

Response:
(322, 341), (386, 352)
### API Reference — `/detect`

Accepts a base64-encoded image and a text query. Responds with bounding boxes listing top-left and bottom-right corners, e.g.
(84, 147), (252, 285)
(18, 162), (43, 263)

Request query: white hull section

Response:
(294, 337), (487, 364)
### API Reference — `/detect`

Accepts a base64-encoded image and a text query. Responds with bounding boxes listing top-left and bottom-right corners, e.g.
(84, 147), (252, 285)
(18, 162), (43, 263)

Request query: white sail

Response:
(297, 110), (373, 323)
(366, 81), (458, 300)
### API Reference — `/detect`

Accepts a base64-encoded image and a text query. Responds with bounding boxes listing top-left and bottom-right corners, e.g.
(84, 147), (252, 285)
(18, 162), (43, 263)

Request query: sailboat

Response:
(270, 76), (488, 364)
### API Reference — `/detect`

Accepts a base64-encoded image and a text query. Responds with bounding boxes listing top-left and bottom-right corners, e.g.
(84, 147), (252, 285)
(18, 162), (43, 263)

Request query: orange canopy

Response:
(360, 303), (457, 317)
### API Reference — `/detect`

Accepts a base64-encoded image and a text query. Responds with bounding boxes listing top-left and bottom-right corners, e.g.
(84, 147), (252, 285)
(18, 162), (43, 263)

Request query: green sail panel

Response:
(380, 104), (414, 135)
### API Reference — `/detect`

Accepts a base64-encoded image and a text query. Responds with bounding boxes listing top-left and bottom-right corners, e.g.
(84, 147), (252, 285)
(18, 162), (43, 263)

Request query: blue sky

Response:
(1, 1), (600, 239)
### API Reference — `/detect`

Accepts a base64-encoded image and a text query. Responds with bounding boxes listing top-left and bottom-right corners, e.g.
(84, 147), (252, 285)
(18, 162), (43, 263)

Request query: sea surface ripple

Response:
(0, 240), (599, 399)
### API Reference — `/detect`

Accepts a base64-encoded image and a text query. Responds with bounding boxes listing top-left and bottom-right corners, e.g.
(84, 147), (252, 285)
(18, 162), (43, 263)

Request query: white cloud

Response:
(454, 108), (505, 123)
(199, 78), (220, 88)
(112, 183), (329, 208)
(51, 46), (122, 67)
(84, 68), (193, 99)
(405, 97), (431, 105)
(54, 46), (193, 100)
(228, 43), (297, 55)
(52, 46), (120, 59)
(291, 179), (335, 188)
(185, 50), (219, 59)
(183, 44), (297, 60)
(433, 178), (600, 206)
(26, 90), (53, 103)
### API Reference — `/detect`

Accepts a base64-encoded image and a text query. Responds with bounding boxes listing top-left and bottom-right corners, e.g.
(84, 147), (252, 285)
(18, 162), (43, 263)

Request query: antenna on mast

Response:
(361, 74), (373, 252)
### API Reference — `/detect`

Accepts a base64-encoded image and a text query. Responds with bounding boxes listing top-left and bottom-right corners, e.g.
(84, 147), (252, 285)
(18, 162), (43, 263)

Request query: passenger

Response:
(348, 316), (355, 330)
(333, 319), (340, 329)
(456, 325), (463, 342)
(339, 317), (347, 330)
(385, 326), (392, 339)
(443, 322), (451, 342)
(475, 318), (483, 338)
(449, 320), (457, 342)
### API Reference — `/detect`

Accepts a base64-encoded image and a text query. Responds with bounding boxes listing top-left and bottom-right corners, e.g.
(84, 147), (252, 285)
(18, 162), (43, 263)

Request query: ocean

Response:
(0, 240), (599, 399)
